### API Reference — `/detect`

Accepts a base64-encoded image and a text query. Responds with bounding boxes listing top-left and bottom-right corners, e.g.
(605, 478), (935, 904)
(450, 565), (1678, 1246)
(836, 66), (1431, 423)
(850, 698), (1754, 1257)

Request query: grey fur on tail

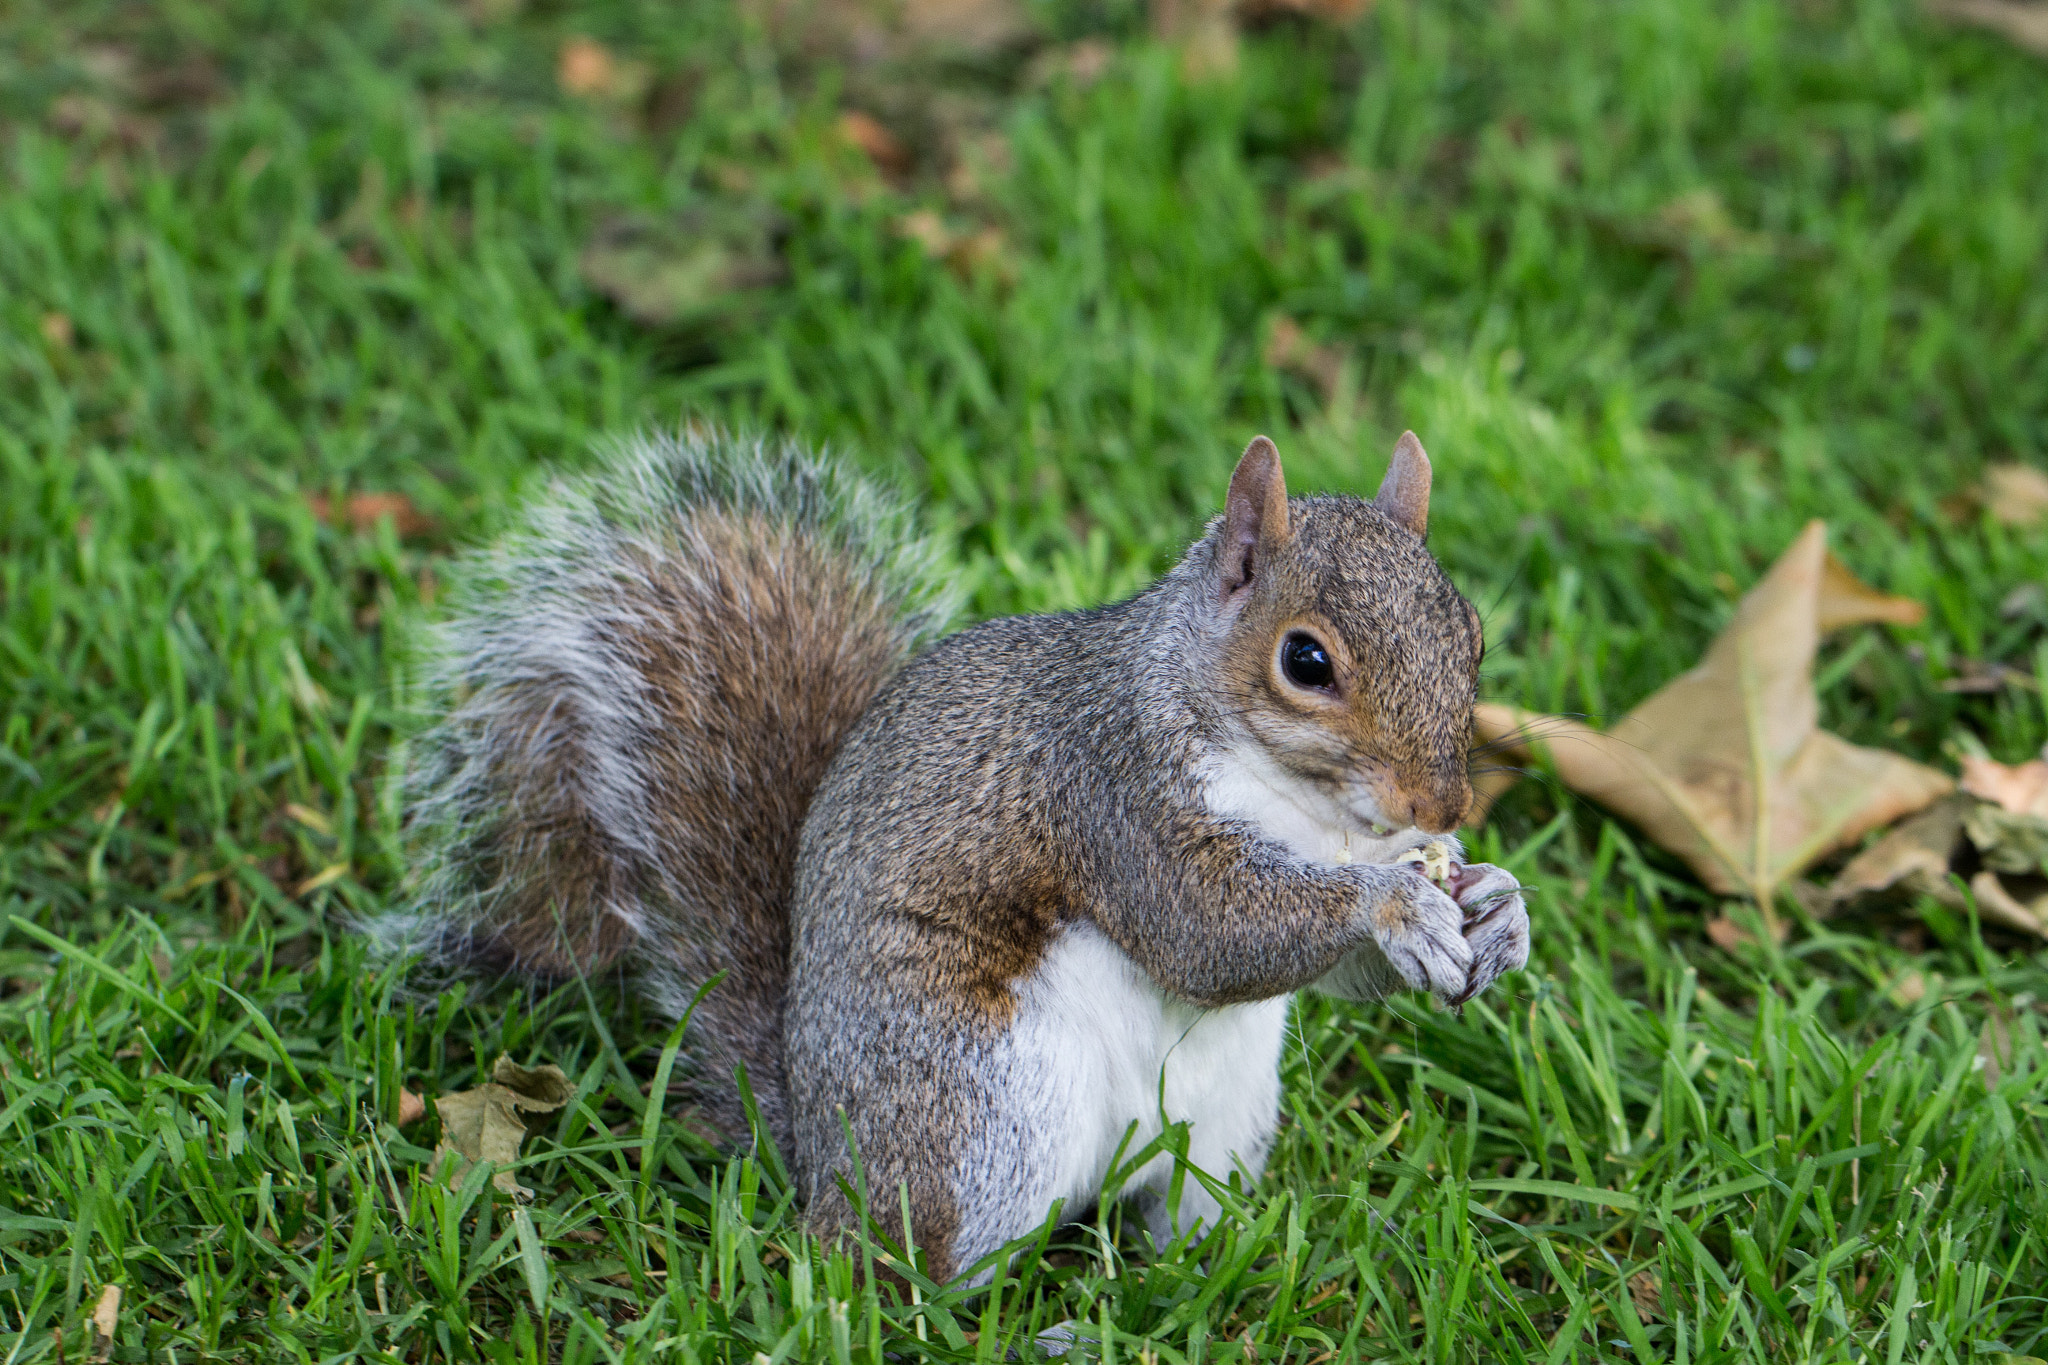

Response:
(377, 429), (956, 1145)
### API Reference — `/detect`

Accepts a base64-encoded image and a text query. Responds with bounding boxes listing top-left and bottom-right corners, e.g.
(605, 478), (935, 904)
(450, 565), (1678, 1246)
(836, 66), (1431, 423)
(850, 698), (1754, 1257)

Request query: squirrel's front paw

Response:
(1357, 872), (1474, 1001)
(1445, 863), (1530, 1005)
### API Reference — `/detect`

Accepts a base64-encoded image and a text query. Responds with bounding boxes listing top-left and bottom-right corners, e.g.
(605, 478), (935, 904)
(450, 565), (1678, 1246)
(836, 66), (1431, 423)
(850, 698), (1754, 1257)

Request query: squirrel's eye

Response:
(1280, 633), (1335, 691)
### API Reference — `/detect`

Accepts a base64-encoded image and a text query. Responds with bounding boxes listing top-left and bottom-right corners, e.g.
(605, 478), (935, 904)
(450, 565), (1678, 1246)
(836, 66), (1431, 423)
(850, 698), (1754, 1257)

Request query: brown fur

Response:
(390, 431), (952, 1149)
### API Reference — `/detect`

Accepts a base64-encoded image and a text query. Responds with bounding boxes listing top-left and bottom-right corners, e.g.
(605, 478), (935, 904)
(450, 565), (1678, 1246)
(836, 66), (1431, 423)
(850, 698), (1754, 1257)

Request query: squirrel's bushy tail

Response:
(383, 429), (954, 1143)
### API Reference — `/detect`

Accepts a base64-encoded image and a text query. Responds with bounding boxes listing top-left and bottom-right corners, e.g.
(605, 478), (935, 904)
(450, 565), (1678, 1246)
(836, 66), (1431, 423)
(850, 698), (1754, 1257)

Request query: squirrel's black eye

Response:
(1280, 633), (1335, 691)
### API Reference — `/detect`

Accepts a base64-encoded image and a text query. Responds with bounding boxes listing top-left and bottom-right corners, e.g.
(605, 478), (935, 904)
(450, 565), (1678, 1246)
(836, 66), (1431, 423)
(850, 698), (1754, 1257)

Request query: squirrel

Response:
(385, 427), (1530, 1282)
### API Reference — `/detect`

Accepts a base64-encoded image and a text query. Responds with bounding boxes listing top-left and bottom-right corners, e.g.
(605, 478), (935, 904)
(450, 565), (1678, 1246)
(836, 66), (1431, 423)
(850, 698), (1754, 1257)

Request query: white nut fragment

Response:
(1397, 839), (1457, 889)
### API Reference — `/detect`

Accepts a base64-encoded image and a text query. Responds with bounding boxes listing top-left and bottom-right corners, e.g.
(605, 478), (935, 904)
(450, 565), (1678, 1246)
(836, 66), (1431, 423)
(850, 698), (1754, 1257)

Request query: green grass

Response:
(2, 0), (2047, 1358)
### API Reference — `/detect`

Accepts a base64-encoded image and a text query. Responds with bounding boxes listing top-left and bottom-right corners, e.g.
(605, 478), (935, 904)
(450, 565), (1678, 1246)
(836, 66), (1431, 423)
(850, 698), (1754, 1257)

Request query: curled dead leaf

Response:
(1475, 523), (1951, 930)
(91, 1284), (121, 1359)
(1628, 1269), (1662, 1321)
(1963, 802), (2048, 876)
(1959, 747), (2048, 818)
(1828, 794), (1971, 910)
(434, 1055), (574, 1200)
(1968, 871), (2048, 938)
(396, 1088), (427, 1127)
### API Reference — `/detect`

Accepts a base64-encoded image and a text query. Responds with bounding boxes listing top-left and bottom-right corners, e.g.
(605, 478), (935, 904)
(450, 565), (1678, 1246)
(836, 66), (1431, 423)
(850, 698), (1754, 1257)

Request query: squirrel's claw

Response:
(1363, 876), (1474, 1001)
(1449, 863), (1530, 1004)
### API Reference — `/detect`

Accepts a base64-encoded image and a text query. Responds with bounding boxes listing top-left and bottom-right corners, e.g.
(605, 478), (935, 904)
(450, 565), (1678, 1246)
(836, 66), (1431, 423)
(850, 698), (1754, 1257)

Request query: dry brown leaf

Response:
(1628, 1269), (1663, 1321)
(1983, 463), (2048, 526)
(1818, 553), (1926, 629)
(558, 37), (615, 95)
(1924, 0), (2048, 56)
(1704, 916), (1752, 951)
(837, 110), (910, 176)
(91, 1284), (121, 1359)
(434, 1055), (574, 1200)
(396, 1088), (427, 1127)
(307, 491), (434, 538)
(1968, 871), (2048, 938)
(1474, 522), (1951, 929)
(1960, 748), (2048, 818)
(896, 209), (951, 255)
(1828, 793), (1971, 909)
(556, 37), (650, 102)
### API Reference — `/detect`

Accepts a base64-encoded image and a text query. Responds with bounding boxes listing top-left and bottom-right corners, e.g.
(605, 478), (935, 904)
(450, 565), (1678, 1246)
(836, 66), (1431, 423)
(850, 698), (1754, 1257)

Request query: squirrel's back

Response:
(385, 430), (954, 1140)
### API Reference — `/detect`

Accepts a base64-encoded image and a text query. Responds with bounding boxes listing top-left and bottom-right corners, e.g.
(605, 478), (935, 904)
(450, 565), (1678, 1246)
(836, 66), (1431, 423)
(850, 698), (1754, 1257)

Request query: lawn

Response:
(2, 0), (2046, 1358)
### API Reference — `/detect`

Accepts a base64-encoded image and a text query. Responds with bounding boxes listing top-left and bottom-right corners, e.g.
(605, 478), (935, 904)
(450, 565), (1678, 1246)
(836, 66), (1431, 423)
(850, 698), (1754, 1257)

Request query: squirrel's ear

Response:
(1219, 435), (1291, 601)
(1374, 430), (1431, 537)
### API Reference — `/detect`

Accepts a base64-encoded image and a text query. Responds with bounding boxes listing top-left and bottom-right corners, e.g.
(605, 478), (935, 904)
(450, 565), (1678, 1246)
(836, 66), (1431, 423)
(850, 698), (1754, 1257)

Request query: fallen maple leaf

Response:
(434, 1055), (574, 1200)
(1475, 522), (1953, 931)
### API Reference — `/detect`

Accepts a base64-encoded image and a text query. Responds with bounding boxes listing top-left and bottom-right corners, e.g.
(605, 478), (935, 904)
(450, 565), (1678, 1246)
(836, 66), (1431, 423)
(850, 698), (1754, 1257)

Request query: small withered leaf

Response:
(433, 1055), (573, 1200)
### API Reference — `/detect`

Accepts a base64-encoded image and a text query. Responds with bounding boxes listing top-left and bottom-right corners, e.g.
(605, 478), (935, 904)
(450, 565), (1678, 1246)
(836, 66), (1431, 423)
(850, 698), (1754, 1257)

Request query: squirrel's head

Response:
(1200, 433), (1481, 836)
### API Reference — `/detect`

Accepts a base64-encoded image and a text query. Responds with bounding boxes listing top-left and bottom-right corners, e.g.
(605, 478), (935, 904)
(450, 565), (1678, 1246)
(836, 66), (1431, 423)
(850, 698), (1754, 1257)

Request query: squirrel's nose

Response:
(1387, 775), (1471, 835)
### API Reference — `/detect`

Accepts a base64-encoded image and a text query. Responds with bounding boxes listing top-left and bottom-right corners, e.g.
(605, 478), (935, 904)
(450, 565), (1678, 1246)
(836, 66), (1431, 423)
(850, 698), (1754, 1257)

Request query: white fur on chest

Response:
(1199, 738), (1415, 867)
(955, 924), (1288, 1255)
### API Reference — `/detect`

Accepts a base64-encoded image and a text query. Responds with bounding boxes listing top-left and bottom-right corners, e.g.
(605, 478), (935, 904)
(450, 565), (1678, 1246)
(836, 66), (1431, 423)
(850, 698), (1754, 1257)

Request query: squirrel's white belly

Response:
(951, 922), (1287, 1263)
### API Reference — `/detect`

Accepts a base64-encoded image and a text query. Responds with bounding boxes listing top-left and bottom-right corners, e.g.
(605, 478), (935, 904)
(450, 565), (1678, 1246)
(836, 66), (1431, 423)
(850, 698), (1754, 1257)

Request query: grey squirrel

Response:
(387, 427), (1530, 1281)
